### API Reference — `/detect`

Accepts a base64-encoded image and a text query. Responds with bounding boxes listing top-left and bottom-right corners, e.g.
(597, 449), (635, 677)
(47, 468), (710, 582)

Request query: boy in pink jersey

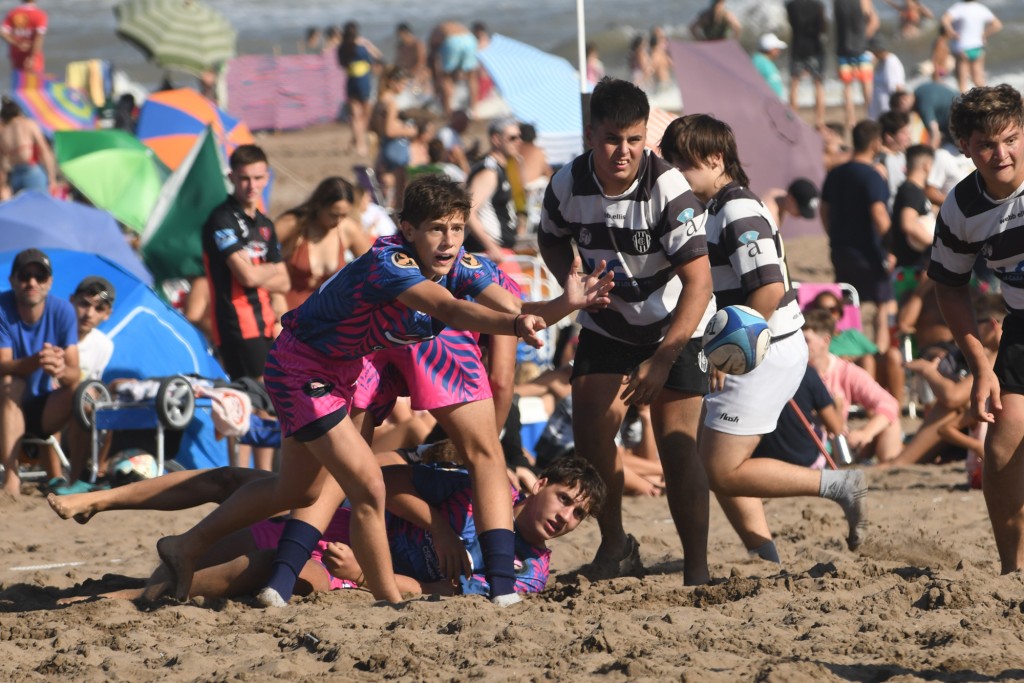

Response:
(145, 175), (612, 607)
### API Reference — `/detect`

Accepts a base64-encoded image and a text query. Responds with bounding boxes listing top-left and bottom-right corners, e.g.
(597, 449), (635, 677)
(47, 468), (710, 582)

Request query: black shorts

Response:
(22, 392), (51, 437)
(219, 337), (274, 381)
(995, 315), (1024, 395)
(832, 257), (893, 304)
(571, 328), (709, 396)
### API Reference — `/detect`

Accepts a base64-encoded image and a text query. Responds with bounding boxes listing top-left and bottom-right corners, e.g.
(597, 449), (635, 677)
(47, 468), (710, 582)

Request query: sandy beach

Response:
(3, 117), (1024, 682)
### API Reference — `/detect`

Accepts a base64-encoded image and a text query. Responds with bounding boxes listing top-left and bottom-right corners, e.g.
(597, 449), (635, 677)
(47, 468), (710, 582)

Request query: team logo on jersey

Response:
(260, 226), (272, 242)
(385, 330), (431, 345)
(214, 229), (239, 251)
(460, 253), (483, 269)
(677, 208), (695, 224)
(579, 228), (592, 247)
(738, 230), (760, 245)
(392, 252), (418, 269)
(632, 231), (652, 253)
(302, 378), (334, 398)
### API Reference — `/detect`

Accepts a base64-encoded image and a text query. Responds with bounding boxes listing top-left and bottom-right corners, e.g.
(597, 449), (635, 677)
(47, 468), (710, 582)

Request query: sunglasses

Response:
(16, 269), (50, 283)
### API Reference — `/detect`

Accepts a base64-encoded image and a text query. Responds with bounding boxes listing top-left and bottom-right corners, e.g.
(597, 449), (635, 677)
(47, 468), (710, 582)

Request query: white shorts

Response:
(703, 331), (808, 436)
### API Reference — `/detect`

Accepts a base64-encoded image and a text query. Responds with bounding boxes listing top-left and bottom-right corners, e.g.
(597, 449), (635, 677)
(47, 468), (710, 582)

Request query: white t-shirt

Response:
(361, 202), (397, 238)
(78, 329), (114, 381)
(928, 144), (976, 198)
(944, 2), (997, 53)
(869, 54), (905, 120)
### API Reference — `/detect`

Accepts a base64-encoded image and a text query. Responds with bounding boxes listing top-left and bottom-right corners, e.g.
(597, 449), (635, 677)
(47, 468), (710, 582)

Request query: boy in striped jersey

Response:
(539, 77), (716, 584)
(661, 114), (868, 563)
(929, 84), (1024, 574)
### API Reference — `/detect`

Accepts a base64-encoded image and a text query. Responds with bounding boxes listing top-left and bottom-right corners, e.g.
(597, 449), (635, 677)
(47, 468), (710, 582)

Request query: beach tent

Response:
(0, 249), (228, 469)
(9, 72), (96, 138)
(477, 34), (583, 166)
(141, 126), (229, 286)
(668, 39), (824, 238)
(0, 191), (151, 284)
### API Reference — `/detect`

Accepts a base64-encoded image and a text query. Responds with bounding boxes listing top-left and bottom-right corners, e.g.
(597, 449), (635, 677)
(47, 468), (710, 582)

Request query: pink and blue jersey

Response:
(386, 464), (551, 595)
(265, 236), (496, 438)
(353, 255), (523, 425)
(281, 235), (494, 359)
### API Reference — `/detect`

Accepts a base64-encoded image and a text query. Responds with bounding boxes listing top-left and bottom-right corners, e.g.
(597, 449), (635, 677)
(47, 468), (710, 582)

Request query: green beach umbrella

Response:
(114, 0), (237, 76)
(54, 129), (171, 234)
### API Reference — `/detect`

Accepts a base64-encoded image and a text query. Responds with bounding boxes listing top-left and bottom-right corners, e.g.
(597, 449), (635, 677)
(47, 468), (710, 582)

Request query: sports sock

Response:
(478, 528), (516, 598)
(264, 519), (322, 604)
(819, 469), (868, 550)
(748, 540), (780, 563)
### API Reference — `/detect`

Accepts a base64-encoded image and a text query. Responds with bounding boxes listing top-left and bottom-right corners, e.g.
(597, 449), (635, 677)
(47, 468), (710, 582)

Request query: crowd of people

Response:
(1, 0), (1024, 610)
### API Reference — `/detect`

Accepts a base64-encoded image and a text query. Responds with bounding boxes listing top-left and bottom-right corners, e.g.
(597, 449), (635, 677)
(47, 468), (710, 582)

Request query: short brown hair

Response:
(229, 144), (268, 171)
(538, 456), (606, 518)
(399, 174), (471, 228)
(949, 84), (1024, 147)
(660, 114), (750, 187)
(802, 307), (836, 337)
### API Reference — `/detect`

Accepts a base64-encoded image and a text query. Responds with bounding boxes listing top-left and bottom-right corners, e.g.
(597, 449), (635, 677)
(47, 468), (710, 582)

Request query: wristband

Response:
(513, 314), (526, 338)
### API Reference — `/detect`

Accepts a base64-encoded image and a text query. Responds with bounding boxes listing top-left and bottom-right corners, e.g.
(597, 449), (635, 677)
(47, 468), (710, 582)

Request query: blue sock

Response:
(265, 519), (322, 603)
(479, 528), (516, 597)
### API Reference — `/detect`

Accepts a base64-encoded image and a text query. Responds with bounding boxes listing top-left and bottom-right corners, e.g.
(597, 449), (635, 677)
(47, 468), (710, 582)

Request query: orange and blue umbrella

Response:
(10, 72), (96, 138)
(136, 87), (254, 171)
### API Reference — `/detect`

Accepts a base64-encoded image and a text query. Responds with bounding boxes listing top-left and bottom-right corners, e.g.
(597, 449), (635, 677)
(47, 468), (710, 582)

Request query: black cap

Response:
(867, 35), (888, 53)
(10, 248), (52, 277)
(73, 276), (116, 304)
(787, 178), (820, 219)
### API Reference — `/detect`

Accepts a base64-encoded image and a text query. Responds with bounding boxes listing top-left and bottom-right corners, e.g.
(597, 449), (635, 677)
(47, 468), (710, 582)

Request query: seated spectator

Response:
(806, 289), (878, 376)
(63, 276), (116, 486)
(49, 454), (605, 600)
(0, 249), (79, 495)
(752, 365), (845, 469)
(889, 293), (1003, 467)
(803, 309), (902, 463)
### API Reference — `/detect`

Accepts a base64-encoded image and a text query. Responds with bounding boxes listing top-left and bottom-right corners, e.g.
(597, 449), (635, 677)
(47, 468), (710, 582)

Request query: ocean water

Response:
(14, 0), (1024, 102)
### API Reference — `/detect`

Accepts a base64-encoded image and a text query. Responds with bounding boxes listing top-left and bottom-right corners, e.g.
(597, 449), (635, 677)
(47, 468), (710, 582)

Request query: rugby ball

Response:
(702, 305), (772, 375)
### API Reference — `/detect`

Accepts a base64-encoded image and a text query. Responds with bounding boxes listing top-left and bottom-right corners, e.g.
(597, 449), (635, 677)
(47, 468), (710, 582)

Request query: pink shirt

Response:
(820, 354), (900, 423)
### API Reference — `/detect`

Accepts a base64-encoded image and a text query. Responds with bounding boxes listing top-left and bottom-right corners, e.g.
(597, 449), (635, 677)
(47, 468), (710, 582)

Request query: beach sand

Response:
(3, 117), (1024, 682)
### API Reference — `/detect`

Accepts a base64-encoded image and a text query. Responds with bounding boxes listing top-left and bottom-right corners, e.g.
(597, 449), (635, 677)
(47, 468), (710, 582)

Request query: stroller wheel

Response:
(156, 376), (195, 429)
(73, 379), (111, 430)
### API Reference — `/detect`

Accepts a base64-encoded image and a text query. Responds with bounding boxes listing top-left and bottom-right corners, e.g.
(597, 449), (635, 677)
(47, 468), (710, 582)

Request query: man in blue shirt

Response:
(0, 248), (78, 496)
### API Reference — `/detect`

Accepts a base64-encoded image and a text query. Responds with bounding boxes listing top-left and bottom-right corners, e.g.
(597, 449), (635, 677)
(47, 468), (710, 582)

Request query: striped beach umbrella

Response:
(9, 72), (95, 137)
(135, 87), (253, 171)
(114, 0), (236, 76)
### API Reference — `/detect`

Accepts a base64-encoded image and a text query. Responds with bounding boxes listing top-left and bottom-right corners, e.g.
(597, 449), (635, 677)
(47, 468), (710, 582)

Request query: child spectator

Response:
(803, 308), (902, 462)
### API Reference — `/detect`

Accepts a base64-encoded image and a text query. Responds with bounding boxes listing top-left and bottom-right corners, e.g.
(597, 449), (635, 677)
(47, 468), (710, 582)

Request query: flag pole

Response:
(576, 0), (590, 140)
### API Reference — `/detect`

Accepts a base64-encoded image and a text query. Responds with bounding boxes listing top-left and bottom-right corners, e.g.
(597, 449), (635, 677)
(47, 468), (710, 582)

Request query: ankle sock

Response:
(264, 519), (322, 603)
(479, 528), (516, 597)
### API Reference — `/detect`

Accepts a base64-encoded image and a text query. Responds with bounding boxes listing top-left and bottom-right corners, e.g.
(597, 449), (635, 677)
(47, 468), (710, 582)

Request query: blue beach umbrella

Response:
(0, 191), (151, 284)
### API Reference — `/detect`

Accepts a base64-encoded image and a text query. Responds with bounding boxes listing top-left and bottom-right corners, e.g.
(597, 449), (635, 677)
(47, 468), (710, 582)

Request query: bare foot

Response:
(47, 492), (96, 524)
(140, 561), (176, 602)
(147, 536), (196, 602)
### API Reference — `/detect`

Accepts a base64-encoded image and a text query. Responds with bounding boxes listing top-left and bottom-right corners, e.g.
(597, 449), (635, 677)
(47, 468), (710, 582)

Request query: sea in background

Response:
(8, 0), (1024, 113)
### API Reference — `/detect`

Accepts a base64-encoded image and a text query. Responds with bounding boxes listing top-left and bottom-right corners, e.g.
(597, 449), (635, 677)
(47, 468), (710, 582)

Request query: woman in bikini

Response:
(275, 176), (372, 310)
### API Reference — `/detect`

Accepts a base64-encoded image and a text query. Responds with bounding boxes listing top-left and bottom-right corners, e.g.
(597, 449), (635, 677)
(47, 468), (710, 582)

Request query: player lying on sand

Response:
(48, 448), (605, 602)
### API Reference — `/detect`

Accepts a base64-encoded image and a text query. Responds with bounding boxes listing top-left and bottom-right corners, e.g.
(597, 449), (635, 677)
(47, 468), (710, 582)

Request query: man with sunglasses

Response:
(0, 248), (79, 496)
(464, 117), (523, 263)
